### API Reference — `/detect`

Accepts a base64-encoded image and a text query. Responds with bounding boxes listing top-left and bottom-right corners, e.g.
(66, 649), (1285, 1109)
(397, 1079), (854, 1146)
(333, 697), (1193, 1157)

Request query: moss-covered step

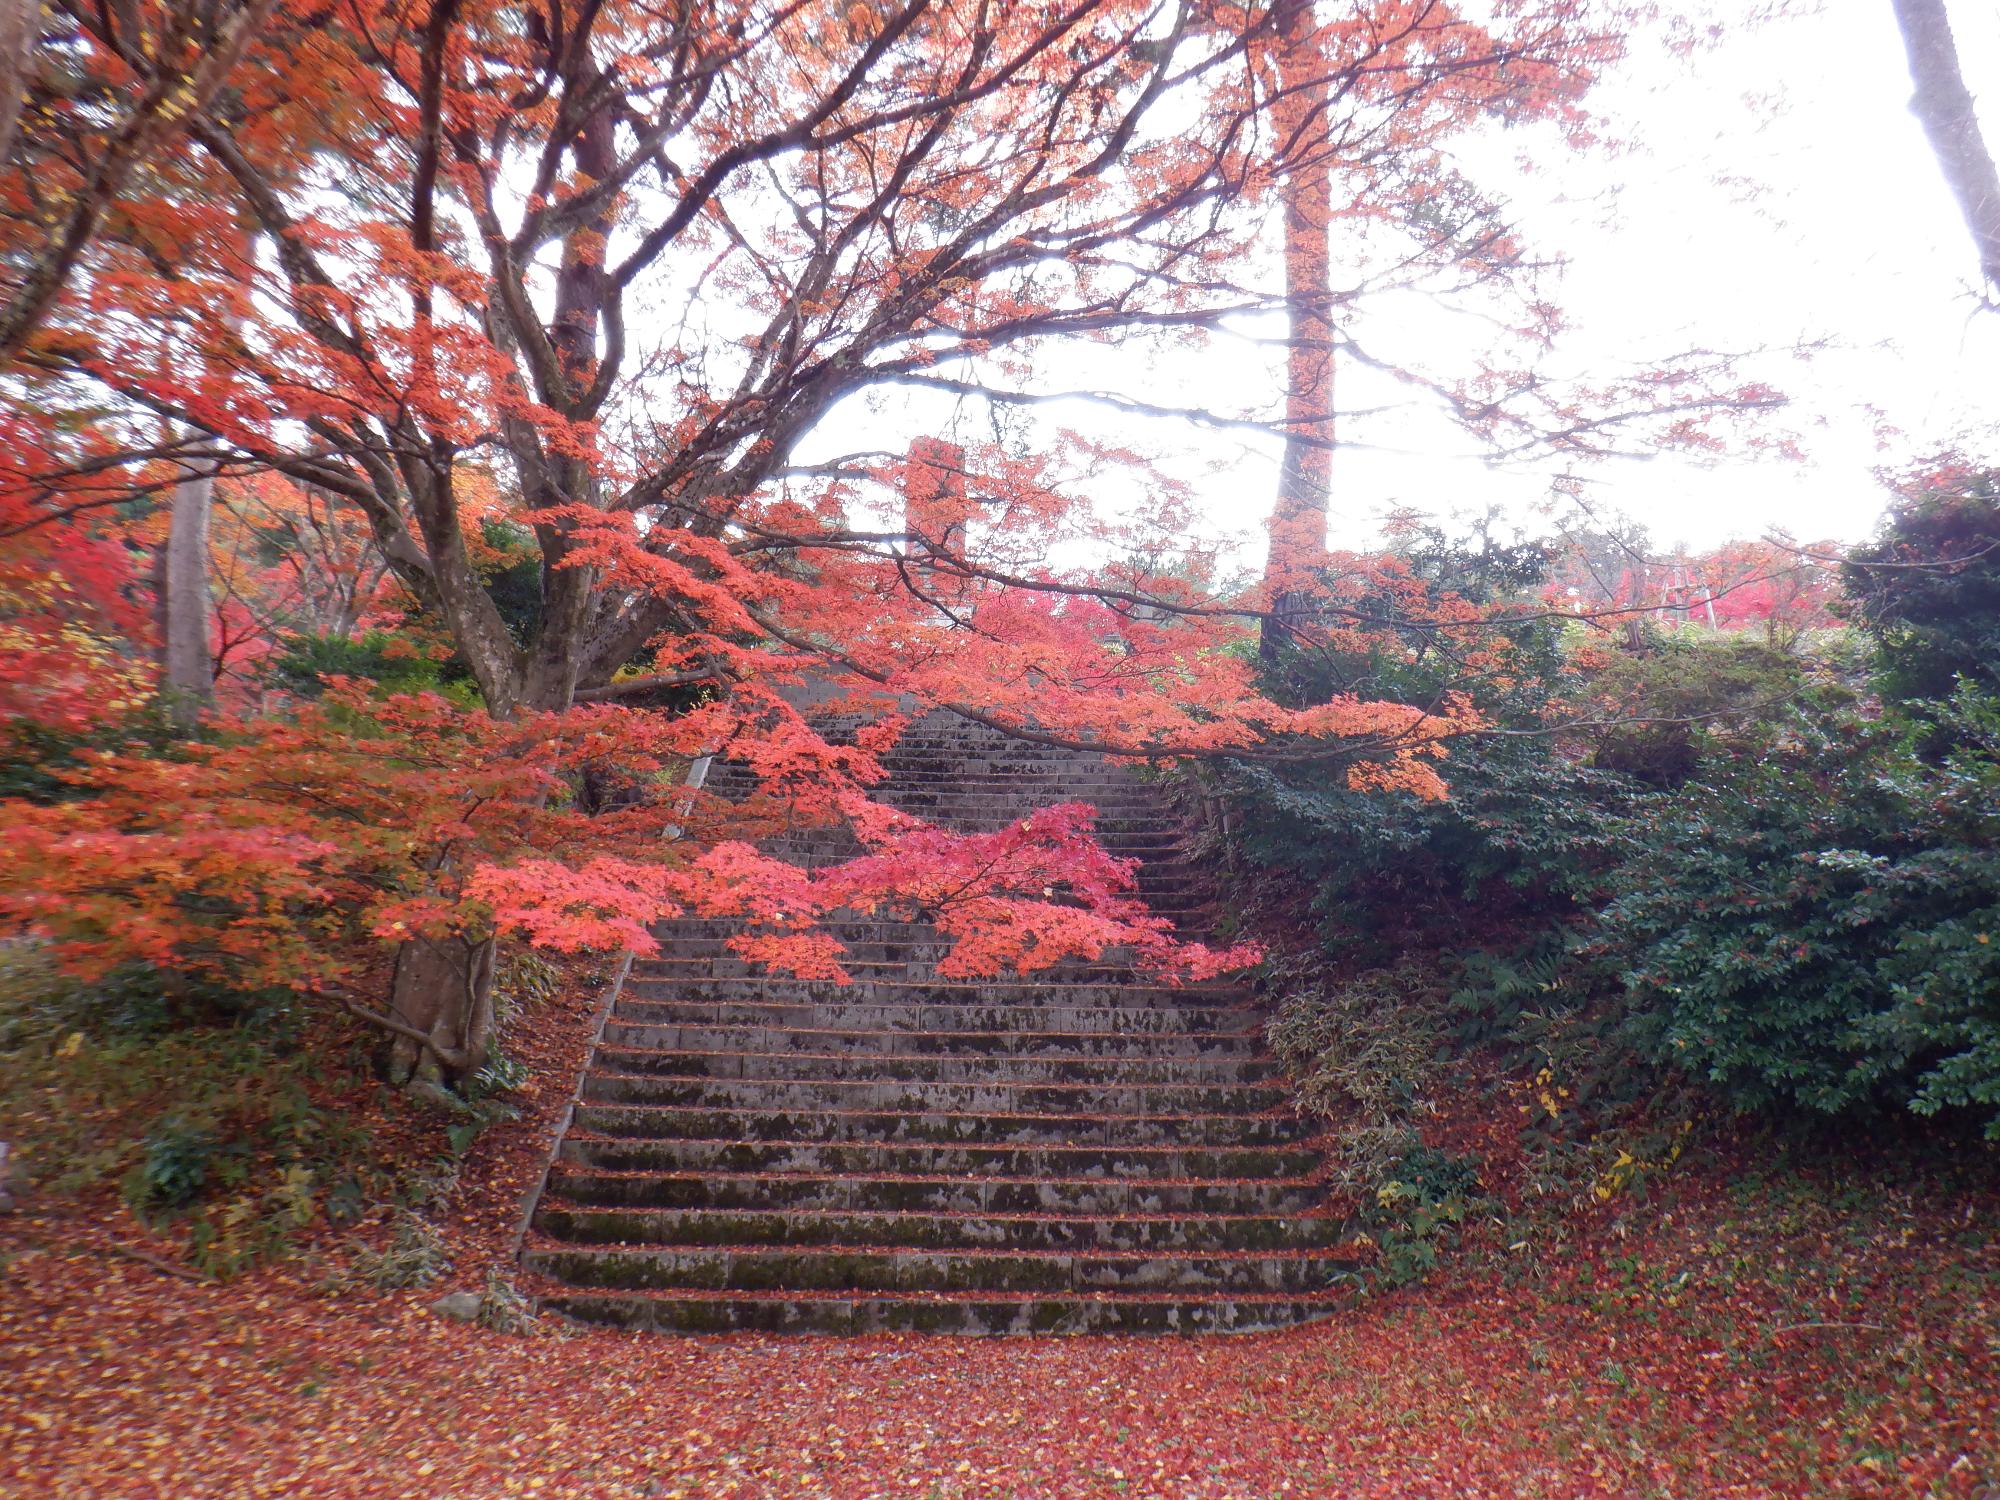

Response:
(613, 999), (1258, 1034)
(575, 1073), (1292, 1117)
(525, 1243), (1350, 1296)
(566, 1102), (1313, 1148)
(554, 1136), (1325, 1181)
(532, 1204), (1349, 1254)
(584, 1045), (1282, 1087)
(634, 957), (1222, 984)
(620, 975), (1248, 1005)
(604, 1024), (1264, 1056)
(539, 1289), (1342, 1336)
(544, 1167), (1325, 1216)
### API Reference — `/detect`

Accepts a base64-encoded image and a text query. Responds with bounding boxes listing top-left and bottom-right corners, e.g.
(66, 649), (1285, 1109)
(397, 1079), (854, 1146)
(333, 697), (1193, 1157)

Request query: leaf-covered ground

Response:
(3, 950), (1996, 1499)
(4, 1159), (1997, 1500)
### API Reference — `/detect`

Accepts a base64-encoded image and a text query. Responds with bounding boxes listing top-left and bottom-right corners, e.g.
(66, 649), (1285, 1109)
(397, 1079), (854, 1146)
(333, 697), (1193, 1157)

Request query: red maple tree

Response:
(1, 0), (1777, 1084)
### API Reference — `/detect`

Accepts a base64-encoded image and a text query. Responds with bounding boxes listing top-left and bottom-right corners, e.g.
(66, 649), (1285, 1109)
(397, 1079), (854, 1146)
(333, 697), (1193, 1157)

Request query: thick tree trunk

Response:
(1263, 0), (1333, 658)
(376, 72), (620, 1087)
(1891, 0), (2000, 289)
(379, 648), (584, 1086)
(380, 931), (498, 1087)
(161, 462), (215, 728)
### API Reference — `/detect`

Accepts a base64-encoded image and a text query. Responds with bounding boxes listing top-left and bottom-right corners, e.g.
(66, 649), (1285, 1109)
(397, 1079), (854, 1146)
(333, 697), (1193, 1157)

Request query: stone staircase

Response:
(524, 714), (1345, 1333)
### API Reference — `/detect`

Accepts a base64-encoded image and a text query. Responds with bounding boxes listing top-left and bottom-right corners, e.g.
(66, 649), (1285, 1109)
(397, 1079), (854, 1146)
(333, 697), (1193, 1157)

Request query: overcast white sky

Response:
(1249, 0), (2000, 559)
(820, 4), (2000, 577)
(1469, 0), (2000, 552)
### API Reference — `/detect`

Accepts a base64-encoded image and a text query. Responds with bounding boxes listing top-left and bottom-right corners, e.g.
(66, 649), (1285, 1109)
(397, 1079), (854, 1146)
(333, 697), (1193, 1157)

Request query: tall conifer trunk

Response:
(1263, 0), (1333, 657)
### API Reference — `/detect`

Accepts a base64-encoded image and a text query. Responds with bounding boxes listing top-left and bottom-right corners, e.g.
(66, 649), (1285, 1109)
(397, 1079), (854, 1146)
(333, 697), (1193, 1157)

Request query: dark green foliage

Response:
(0, 949), (398, 1273)
(1841, 470), (2000, 706)
(1585, 633), (1824, 788)
(0, 720), (100, 803)
(269, 516), (546, 699)
(1384, 511), (1554, 606)
(268, 628), (444, 698)
(1597, 690), (2000, 1135)
(478, 517), (546, 648)
(1228, 509), (2000, 1150)
(1227, 746), (1639, 953)
(1446, 937), (1574, 1051)
(1232, 527), (1643, 950)
(131, 1117), (232, 1211)
(1351, 1138), (1488, 1290)
(0, 961), (292, 1046)
(0, 712), (176, 804)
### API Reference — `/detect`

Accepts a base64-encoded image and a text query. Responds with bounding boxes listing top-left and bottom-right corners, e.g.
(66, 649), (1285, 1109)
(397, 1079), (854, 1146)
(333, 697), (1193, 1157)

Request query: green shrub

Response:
(129, 1118), (232, 1212)
(1841, 469), (2000, 708)
(1584, 633), (1828, 788)
(1598, 689), (2000, 1135)
(335, 1209), (451, 1290)
(186, 1164), (323, 1277)
(1226, 742), (1640, 954)
(0, 946), (407, 1274)
(1267, 959), (1446, 1188)
(1356, 1139), (1488, 1290)
(267, 629), (445, 698)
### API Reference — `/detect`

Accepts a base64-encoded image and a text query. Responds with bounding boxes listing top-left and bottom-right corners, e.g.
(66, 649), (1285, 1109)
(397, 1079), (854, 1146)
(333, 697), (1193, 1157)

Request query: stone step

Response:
(711, 740), (1107, 757)
(621, 977), (1248, 1006)
(749, 832), (1186, 855)
(872, 790), (1164, 808)
(613, 999), (1258, 1036)
(604, 1017), (1264, 1055)
(540, 1288), (1341, 1335)
(535, 1204), (1345, 1254)
(630, 958), (1232, 986)
(705, 770), (1157, 792)
(556, 1136), (1325, 1181)
(874, 752), (1132, 767)
(645, 937), (1159, 963)
(723, 809), (1178, 834)
(869, 816), (1178, 834)
(732, 815), (1177, 838)
(644, 917), (954, 941)
(703, 809), (1180, 838)
(570, 1102), (1313, 1148)
(714, 751), (1129, 764)
(547, 1166), (1325, 1216)
(578, 1072), (1291, 1116)
(590, 1042), (1279, 1084)
(643, 917), (1216, 941)
(702, 772), (1163, 798)
(529, 713), (1331, 1336)
(526, 1243), (1344, 1297)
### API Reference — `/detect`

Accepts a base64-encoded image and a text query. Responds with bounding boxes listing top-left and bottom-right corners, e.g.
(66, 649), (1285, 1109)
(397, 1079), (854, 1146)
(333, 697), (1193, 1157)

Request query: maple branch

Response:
(738, 601), (1437, 768)
(571, 671), (719, 703)
(880, 370), (1349, 446)
(94, 1242), (209, 1283)
(337, 993), (471, 1067)
(0, 0), (279, 359)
